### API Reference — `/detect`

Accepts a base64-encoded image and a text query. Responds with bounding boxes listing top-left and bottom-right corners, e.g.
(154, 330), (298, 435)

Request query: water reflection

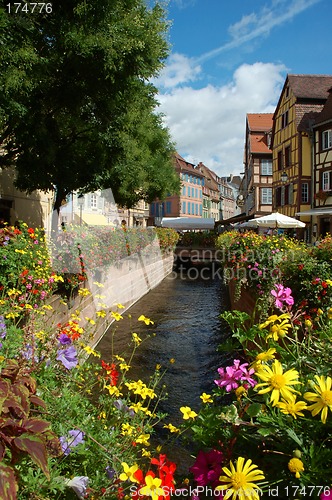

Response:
(96, 267), (231, 471)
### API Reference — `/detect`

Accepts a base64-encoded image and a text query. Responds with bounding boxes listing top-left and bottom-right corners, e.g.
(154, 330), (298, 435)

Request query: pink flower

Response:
(214, 359), (256, 392)
(320, 490), (332, 500)
(190, 449), (223, 487)
(271, 284), (294, 309)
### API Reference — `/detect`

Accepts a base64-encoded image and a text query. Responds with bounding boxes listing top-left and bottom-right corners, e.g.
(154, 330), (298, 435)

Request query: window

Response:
(285, 146), (291, 168)
(182, 186), (186, 196)
(301, 183), (309, 203)
(90, 193), (97, 208)
(150, 203), (155, 216)
(192, 202), (195, 214)
(261, 159), (272, 176)
(200, 205), (203, 215)
(281, 110), (289, 128)
(187, 203), (190, 215)
(322, 171), (332, 191)
(277, 150), (283, 171)
(182, 202), (186, 214)
(166, 201), (171, 214)
(195, 204), (198, 215)
(261, 187), (272, 205)
(322, 130), (332, 150)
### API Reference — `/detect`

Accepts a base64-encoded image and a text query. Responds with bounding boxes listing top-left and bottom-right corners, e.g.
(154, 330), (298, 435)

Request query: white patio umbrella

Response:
(245, 212), (305, 229)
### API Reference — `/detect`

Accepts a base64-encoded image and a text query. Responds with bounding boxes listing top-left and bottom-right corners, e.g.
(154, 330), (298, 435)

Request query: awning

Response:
(81, 213), (114, 226)
(161, 217), (215, 230)
(296, 208), (332, 216)
(215, 213), (253, 226)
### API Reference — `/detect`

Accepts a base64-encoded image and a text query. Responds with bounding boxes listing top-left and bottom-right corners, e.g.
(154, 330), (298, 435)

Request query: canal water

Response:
(96, 264), (232, 472)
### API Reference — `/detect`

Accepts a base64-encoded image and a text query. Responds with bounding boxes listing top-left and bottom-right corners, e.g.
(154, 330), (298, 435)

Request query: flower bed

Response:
(1, 226), (332, 499)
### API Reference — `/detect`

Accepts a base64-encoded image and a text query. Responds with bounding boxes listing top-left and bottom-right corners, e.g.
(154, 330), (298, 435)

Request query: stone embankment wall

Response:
(45, 241), (174, 348)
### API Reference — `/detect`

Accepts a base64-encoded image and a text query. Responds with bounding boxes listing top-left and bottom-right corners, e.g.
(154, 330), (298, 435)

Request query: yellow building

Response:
(272, 74), (332, 240)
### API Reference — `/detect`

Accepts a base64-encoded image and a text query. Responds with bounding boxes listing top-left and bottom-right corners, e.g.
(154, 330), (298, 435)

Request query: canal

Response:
(96, 264), (232, 471)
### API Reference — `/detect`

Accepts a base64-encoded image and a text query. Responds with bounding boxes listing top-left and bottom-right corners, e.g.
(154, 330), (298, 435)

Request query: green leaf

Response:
(285, 428), (303, 448)
(0, 462), (18, 500)
(246, 403), (263, 418)
(13, 434), (50, 479)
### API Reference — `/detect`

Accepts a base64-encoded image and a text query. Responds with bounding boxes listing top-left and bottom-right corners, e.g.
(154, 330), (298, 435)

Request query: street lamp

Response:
(77, 194), (84, 226)
(281, 171), (288, 183)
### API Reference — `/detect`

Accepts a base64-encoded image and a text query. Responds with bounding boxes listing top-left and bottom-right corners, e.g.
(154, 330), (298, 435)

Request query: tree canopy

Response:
(0, 0), (180, 212)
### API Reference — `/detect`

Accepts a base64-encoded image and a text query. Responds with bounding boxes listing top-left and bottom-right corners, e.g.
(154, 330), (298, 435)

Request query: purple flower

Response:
(105, 465), (116, 479)
(114, 399), (135, 417)
(58, 333), (72, 345)
(60, 429), (85, 456)
(190, 449), (223, 487)
(65, 476), (89, 499)
(271, 284), (294, 309)
(0, 316), (6, 340)
(57, 345), (78, 370)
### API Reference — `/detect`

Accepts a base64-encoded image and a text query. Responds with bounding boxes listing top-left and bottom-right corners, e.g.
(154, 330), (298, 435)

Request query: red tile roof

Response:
(251, 133), (271, 154)
(247, 113), (273, 131)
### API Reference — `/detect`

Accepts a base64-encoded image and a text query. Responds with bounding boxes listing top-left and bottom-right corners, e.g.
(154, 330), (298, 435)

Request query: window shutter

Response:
(289, 183), (294, 205)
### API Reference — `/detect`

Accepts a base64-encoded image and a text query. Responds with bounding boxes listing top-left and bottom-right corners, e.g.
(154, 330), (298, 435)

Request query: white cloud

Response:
(196, 0), (321, 64)
(157, 62), (286, 177)
(155, 53), (201, 89)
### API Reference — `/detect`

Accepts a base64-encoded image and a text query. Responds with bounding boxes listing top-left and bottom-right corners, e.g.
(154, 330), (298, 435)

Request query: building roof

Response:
(174, 152), (205, 177)
(288, 75), (332, 100)
(250, 133), (272, 154)
(315, 88), (332, 125)
(247, 113), (273, 131)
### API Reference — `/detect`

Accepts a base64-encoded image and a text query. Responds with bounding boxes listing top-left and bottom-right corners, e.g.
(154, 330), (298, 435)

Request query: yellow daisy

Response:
(277, 395), (307, 419)
(119, 462), (139, 483)
(139, 475), (165, 500)
(216, 456), (265, 500)
(180, 406), (197, 420)
(304, 375), (332, 424)
(255, 360), (300, 406)
(288, 458), (304, 479)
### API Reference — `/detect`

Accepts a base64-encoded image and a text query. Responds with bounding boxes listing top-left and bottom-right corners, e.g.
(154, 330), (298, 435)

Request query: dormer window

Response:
(281, 110), (289, 129)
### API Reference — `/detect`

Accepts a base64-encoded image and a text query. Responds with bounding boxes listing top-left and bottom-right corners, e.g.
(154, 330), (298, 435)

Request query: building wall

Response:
(0, 166), (54, 232)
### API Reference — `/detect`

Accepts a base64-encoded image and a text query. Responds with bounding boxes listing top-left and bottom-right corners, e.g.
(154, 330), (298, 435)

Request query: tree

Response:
(0, 0), (180, 217)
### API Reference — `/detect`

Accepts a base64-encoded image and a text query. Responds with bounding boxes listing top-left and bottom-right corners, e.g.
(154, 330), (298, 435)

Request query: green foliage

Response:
(0, 0), (180, 212)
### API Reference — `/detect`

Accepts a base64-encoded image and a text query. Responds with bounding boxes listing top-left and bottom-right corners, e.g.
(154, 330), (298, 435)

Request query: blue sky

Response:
(154, 0), (332, 177)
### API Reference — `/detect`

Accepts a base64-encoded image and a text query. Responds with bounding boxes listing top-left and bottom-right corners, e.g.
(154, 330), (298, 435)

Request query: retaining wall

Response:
(45, 241), (174, 348)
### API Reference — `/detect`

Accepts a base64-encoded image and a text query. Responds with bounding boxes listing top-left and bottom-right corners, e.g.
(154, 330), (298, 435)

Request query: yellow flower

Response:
(163, 423), (180, 433)
(328, 308), (332, 320)
(105, 385), (122, 398)
(200, 392), (213, 404)
(85, 317), (96, 325)
(111, 311), (123, 321)
(169, 358), (175, 364)
(267, 319), (291, 341)
(156, 364), (162, 371)
(96, 310), (106, 318)
(132, 333), (142, 345)
(135, 434), (150, 446)
(259, 313), (290, 331)
(119, 362), (130, 372)
(255, 360), (300, 406)
(277, 395), (307, 419)
(235, 386), (247, 400)
(141, 448), (152, 458)
(93, 281), (104, 288)
(83, 346), (101, 358)
(216, 456), (265, 500)
(288, 458), (304, 478)
(115, 303), (125, 309)
(138, 315), (154, 325)
(139, 475), (166, 500)
(121, 423), (134, 436)
(253, 348), (276, 367)
(119, 462), (139, 482)
(317, 308), (323, 316)
(78, 288), (90, 297)
(180, 406), (197, 420)
(304, 375), (332, 424)
(305, 319), (313, 328)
